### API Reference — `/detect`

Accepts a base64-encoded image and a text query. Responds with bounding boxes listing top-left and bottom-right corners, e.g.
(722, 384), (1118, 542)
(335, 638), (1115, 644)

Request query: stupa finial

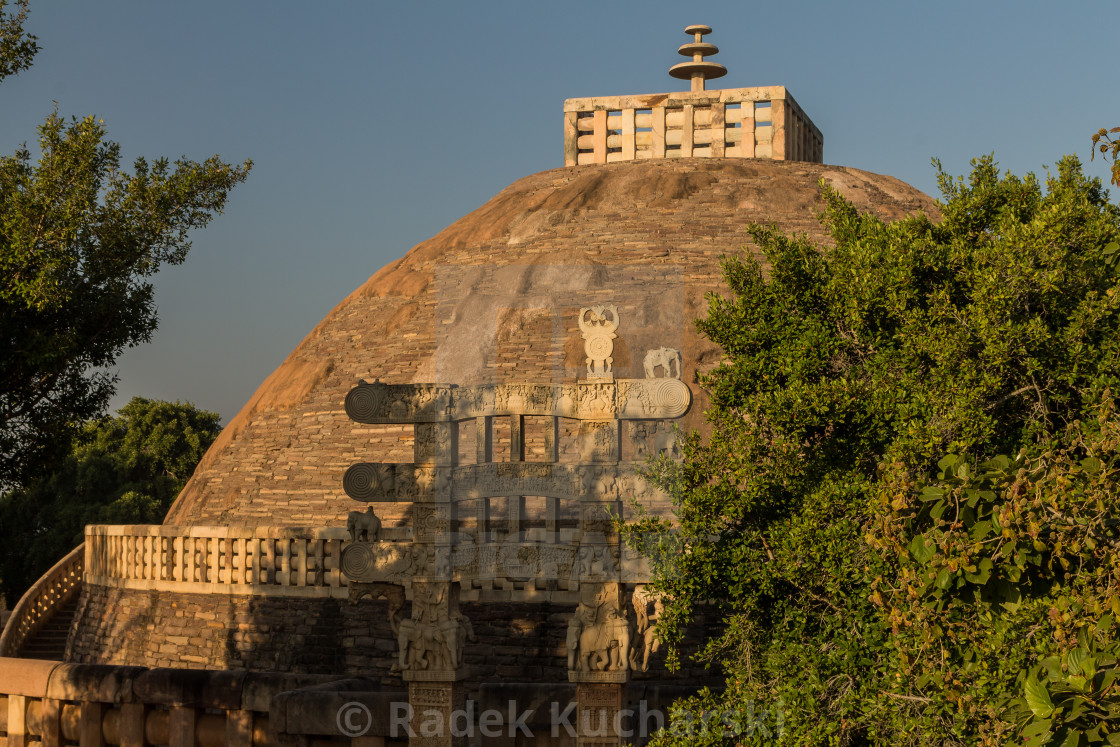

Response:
(669, 24), (727, 92)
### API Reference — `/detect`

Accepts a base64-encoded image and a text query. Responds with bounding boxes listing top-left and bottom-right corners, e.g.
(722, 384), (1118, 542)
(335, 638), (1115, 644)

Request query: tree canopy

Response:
(627, 156), (1120, 745)
(0, 0), (250, 489)
(0, 0), (37, 83)
(1092, 127), (1120, 188)
(0, 397), (220, 605)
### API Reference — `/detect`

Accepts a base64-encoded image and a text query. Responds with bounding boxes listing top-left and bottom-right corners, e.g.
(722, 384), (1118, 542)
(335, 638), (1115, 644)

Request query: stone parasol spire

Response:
(669, 24), (728, 92)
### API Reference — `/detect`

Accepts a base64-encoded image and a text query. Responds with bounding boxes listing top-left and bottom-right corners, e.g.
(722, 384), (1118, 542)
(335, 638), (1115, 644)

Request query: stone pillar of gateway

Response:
(0, 23), (943, 747)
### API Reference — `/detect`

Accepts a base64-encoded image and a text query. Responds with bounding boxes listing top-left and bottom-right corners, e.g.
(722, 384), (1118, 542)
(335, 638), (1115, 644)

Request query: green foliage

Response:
(0, 2), (250, 488)
(872, 405), (1120, 744)
(0, 397), (220, 604)
(625, 155), (1120, 745)
(0, 0), (37, 83)
(1091, 127), (1120, 188)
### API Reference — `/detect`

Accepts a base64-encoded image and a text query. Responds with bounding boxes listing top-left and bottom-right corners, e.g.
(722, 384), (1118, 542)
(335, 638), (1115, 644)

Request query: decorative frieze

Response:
(342, 462), (667, 504)
(344, 379), (691, 423)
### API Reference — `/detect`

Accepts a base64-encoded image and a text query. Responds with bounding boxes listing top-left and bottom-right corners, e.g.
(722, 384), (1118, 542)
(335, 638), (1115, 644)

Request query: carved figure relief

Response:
(579, 420), (619, 463)
(567, 583), (630, 674)
(397, 582), (474, 674)
(346, 506), (382, 542)
(577, 543), (619, 580)
(629, 586), (663, 672)
(411, 544), (451, 579)
(595, 474), (618, 502)
(629, 421), (652, 458)
(414, 423), (454, 465)
(576, 382), (615, 420)
(653, 423), (679, 458)
(643, 347), (682, 379)
(578, 304), (620, 379)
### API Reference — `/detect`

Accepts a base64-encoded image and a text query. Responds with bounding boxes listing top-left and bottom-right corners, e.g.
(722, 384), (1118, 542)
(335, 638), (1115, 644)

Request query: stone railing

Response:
(84, 524), (652, 602)
(84, 525), (362, 599)
(0, 657), (401, 746)
(0, 544), (83, 658)
(563, 85), (823, 166)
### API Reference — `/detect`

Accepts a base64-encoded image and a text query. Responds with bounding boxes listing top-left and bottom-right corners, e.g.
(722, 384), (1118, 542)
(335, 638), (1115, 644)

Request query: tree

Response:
(626, 155), (1120, 744)
(1092, 127), (1120, 188)
(0, 397), (220, 604)
(0, 0), (37, 83)
(0, 0), (250, 489)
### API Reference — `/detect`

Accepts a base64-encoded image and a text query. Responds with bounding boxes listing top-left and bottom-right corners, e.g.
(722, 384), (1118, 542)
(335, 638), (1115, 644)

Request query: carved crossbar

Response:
(344, 379), (691, 423)
(340, 540), (650, 585)
(342, 462), (662, 503)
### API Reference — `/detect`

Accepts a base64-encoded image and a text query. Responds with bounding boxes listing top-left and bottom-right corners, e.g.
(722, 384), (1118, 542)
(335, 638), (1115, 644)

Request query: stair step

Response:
(16, 593), (80, 660)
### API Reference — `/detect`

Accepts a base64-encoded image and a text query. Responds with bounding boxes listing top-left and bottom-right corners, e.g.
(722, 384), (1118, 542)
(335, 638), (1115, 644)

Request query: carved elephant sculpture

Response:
(347, 506), (382, 542)
(643, 347), (681, 379)
(577, 614), (630, 672)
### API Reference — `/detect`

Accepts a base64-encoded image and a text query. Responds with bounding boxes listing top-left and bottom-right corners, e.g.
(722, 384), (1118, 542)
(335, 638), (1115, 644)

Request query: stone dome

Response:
(59, 157), (939, 684)
(166, 157), (937, 530)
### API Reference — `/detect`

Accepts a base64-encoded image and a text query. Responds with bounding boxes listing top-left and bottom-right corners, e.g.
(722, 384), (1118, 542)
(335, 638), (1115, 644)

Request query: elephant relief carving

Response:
(643, 347), (682, 379)
(567, 583), (630, 673)
(396, 584), (475, 674)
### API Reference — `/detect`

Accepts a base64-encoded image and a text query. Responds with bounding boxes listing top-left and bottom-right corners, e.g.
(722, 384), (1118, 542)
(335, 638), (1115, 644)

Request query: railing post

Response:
(8, 693), (27, 747)
(80, 700), (106, 747)
(564, 111), (579, 167)
(169, 706), (197, 747)
(771, 97), (788, 159)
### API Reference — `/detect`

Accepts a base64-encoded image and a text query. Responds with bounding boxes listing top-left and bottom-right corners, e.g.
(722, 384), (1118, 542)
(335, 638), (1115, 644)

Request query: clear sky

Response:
(1, 1), (1115, 423)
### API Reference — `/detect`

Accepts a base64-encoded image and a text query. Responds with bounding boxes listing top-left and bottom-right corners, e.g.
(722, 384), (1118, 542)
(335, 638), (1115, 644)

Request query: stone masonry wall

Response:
(69, 583), (720, 689)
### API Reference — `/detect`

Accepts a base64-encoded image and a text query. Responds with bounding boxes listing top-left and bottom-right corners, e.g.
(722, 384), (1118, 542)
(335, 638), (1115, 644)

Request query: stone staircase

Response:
(0, 543), (83, 660)
(18, 593), (78, 660)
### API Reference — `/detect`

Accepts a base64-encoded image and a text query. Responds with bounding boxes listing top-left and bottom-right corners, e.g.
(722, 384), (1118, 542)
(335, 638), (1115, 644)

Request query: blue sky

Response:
(1, 1), (1115, 422)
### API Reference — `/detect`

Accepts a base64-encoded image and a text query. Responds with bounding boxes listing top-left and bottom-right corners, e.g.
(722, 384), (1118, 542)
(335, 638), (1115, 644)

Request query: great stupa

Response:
(0, 26), (936, 747)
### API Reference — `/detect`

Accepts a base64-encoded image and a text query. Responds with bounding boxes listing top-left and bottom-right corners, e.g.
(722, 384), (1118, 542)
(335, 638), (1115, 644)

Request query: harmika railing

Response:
(563, 85), (823, 166)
